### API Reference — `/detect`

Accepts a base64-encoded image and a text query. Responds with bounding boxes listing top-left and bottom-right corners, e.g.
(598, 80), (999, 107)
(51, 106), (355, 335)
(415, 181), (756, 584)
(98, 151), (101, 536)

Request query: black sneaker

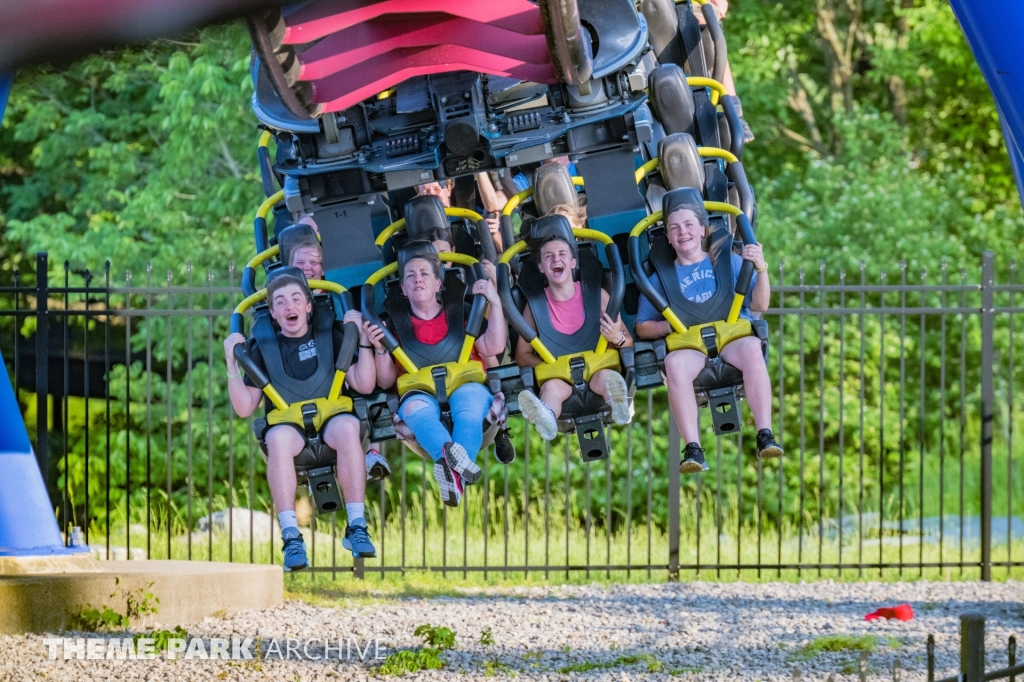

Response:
(494, 427), (516, 465)
(679, 442), (708, 474)
(756, 429), (784, 460)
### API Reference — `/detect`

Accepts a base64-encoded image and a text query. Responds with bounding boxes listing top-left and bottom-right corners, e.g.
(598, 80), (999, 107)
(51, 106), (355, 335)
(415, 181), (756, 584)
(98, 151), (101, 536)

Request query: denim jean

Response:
(396, 382), (493, 462)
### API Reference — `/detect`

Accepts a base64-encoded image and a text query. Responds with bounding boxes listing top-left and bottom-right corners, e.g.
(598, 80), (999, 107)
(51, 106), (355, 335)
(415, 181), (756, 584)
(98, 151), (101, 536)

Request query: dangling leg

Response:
(264, 425), (308, 571)
(519, 379), (568, 441)
(324, 414), (376, 558)
(664, 349), (710, 473)
(720, 336), (772, 429)
(445, 382), (494, 484)
(397, 396), (463, 507)
(396, 396), (450, 462)
(589, 369), (631, 425)
(720, 336), (783, 459)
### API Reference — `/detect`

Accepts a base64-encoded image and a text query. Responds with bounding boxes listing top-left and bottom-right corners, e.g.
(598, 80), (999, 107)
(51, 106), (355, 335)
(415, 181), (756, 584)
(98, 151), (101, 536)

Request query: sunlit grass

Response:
(87, 471), (1024, 599)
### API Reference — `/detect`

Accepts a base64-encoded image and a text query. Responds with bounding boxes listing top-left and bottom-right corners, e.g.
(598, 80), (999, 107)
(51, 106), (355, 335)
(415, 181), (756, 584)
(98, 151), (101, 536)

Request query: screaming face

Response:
(538, 239), (577, 287)
(269, 283), (312, 338)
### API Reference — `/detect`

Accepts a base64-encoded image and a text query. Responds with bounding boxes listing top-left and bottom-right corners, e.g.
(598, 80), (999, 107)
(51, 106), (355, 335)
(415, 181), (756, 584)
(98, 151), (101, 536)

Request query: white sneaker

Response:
(518, 390), (558, 441)
(604, 372), (631, 425)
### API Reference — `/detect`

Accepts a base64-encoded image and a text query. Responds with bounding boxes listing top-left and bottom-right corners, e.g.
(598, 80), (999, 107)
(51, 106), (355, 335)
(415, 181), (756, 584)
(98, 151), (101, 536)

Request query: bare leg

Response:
(324, 415), (366, 507)
(539, 378), (573, 419)
(663, 349), (707, 444)
(264, 425), (305, 513)
(589, 370), (610, 402)
(720, 336), (772, 431)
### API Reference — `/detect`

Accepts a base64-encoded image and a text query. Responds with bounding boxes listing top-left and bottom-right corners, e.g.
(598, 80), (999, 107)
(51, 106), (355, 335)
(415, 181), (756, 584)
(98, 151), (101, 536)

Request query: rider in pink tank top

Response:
(543, 281), (585, 335)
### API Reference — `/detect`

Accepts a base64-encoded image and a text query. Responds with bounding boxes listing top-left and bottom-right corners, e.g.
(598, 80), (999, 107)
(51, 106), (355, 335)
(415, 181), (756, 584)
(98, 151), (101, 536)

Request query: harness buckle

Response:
(569, 356), (587, 392)
(301, 402), (320, 444)
(431, 365), (453, 432)
(700, 326), (719, 359)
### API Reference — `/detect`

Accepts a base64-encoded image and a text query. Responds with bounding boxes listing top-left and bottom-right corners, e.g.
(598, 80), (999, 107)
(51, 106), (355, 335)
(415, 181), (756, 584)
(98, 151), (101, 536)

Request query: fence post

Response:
(980, 252), (994, 581)
(34, 253), (50, 489)
(668, 415), (680, 582)
(961, 612), (986, 682)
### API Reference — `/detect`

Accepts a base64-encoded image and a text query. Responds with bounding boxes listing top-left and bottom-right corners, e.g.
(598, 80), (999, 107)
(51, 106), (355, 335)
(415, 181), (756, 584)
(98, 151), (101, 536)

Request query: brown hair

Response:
(280, 229), (321, 268)
(666, 202), (728, 261)
(266, 272), (312, 306)
(402, 250), (443, 280)
(425, 226), (454, 246)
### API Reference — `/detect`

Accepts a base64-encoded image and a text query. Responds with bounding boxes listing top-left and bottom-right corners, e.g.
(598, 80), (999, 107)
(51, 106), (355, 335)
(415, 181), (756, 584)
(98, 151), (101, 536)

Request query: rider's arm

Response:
(634, 274), (670, 340)
(341, 322), (377, 394)
(514, 305), (543, 368)
(749, 269), (770, 314)
(224, 334), (266, 418)
(365, 318), (397, 389)
(474, 281), (507, 359)
(736, 248), (770, 314)
(599, 289), (633, 348)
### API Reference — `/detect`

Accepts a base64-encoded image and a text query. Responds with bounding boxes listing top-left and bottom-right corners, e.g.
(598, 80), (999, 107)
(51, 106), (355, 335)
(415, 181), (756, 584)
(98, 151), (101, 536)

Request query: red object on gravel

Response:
(865, 604), (914, 621)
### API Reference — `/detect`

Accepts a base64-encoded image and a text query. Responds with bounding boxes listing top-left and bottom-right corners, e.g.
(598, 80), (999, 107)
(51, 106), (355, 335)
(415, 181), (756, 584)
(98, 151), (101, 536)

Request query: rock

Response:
(195, 507), (278, 542)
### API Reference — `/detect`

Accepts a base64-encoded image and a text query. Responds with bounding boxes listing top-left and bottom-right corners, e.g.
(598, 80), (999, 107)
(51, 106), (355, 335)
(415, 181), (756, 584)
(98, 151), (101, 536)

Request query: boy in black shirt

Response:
(224, 272), (378, 570)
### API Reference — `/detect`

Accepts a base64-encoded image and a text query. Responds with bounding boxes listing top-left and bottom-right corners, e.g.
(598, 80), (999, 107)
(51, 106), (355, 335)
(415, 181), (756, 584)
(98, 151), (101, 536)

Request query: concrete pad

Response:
(0, 560), (282, 634)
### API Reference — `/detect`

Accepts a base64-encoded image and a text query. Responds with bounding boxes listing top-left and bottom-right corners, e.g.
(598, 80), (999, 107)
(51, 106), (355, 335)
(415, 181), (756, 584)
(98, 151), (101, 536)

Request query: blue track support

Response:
(0, 348), (86, 555)
(949, 0), (1024, 207)
(0, 73), (11, 124)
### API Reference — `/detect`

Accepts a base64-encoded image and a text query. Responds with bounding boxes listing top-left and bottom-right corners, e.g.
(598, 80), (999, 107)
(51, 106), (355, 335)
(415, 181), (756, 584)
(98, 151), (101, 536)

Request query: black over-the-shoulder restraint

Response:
(651, 187), (735, 327)
(519, 215), (603, 358)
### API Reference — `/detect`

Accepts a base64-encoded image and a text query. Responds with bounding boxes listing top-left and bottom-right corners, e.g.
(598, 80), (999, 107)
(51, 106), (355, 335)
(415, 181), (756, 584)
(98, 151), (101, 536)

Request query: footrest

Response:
(707, 386), (740, 435)
(574, 413), (610, 462)
(306, 466), (343, 514)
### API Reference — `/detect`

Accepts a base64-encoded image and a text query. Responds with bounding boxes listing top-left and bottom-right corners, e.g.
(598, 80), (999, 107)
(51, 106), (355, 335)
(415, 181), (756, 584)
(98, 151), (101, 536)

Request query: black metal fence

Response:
(3, 251), (1023, 581)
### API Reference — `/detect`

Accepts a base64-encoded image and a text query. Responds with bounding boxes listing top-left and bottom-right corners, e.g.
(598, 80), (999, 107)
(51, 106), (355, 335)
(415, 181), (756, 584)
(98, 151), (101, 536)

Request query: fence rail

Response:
(3, 251), (1024, 581)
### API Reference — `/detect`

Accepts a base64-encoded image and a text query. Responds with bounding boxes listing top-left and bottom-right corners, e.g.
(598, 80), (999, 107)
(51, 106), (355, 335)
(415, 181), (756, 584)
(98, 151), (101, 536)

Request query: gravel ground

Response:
(3, 580), (1023, 681)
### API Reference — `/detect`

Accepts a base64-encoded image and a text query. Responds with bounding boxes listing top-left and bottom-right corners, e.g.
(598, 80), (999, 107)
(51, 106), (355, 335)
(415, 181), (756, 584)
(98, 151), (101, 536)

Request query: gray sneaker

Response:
(603, 372), (631, 425)
(443, 441), (481, 486)
(518, 390), (558, 441)
(433, 459), (463, 507)
(365, 449), (391, 481)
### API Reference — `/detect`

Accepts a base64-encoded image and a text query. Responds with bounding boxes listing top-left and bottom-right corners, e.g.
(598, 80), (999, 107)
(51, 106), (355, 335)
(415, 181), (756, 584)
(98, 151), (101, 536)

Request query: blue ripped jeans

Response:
(396, 382), (493, 463)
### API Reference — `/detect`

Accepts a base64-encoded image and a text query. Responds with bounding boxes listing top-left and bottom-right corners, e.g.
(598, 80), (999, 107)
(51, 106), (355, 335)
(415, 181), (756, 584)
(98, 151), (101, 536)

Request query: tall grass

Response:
(90, 471), (1024, 586)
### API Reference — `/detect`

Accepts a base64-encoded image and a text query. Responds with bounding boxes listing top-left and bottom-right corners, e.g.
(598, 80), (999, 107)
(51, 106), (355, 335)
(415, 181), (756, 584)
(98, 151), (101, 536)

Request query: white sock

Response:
(346, 503), (365, 525)
(278, 510), (298, 531)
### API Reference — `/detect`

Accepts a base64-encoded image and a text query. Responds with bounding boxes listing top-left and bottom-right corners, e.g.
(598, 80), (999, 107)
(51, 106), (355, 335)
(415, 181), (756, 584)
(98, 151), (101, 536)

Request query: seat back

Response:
(533, 163), (580, 216)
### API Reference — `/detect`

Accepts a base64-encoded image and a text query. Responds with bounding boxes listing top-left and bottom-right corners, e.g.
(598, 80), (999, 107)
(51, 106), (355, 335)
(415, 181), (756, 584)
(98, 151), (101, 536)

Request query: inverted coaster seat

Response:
(232, 267), (368, 513)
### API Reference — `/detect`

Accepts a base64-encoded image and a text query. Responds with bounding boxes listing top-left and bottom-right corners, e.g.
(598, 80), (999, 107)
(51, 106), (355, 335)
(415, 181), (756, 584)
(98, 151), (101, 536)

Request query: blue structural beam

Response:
(0, 75), (87, 556)
(0, 349), (85, 555)
(0, 73), (10, 122)
(949, 0), (1024, 207)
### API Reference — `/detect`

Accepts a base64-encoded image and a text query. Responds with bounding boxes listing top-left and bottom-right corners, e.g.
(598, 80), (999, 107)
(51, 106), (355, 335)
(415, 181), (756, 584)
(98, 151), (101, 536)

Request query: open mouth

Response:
(552, 264), (565, 276)
(286, 312), (299, 323)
